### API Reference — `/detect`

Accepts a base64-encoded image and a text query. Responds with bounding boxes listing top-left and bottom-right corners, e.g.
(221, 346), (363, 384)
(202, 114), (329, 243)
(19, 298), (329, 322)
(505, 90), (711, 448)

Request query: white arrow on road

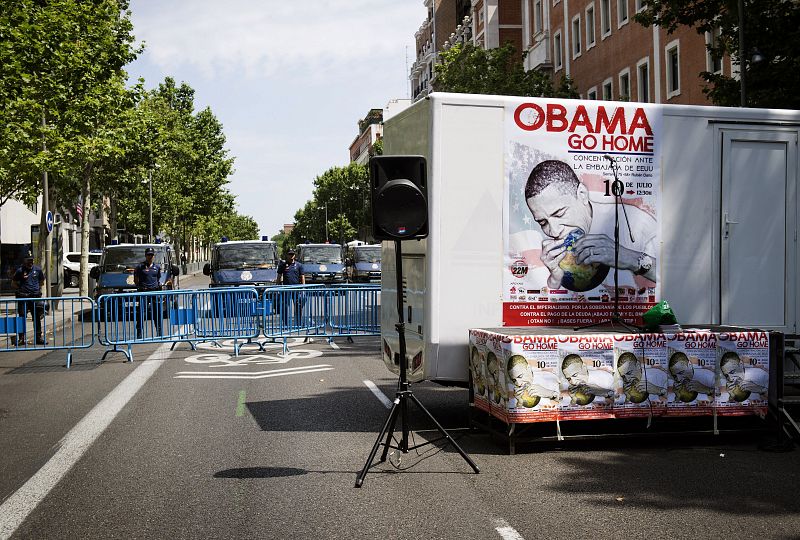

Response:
(174, 364), (333, 379)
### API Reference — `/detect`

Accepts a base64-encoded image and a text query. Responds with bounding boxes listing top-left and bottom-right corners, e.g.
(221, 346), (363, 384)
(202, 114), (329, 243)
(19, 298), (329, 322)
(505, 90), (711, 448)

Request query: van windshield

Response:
(354, 247), (381, 263)
(102, 247), (166, 269)
(299, 246), (342, 264)
(216, 243), (277, 269)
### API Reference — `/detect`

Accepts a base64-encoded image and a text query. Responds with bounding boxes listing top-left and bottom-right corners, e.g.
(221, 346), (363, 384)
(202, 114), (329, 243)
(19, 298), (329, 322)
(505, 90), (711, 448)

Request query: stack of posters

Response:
(468, 328), (770, 424)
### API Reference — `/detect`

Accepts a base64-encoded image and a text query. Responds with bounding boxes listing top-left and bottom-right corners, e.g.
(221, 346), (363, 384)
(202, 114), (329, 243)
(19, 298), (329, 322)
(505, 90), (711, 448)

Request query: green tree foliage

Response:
(0, 0), (139, 209)
(0, 2), (258, 286)
(635, 0), (800, 108)
(113, 77), (237, 256)
(433, 42), (579, 98)
(289, 163), (370, 246)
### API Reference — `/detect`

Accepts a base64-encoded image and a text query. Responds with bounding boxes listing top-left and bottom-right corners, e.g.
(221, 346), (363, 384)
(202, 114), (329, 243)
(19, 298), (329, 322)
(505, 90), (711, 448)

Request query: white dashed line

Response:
(0, 343), (172, 540)
(363, 380), (393, 409)
(493, 519), (525, 540)
(329, 341), (340, 350)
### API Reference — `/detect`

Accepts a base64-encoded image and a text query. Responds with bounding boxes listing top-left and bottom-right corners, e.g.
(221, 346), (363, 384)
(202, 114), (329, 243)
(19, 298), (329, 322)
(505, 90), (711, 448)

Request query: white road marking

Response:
(363, 380), (393, 409)
(174, 365), (334, 379)
(493, 519), (525, 540)
(0, 343), (172, 540)
(329, 341), (340, 350)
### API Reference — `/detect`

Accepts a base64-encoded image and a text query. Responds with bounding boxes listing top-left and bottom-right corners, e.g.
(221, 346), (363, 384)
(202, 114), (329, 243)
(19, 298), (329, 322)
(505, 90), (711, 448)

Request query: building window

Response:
(533, 0), (543, 34)
(618, 0), (629, 26)
(635, 0), (645, 12)
(587, 86), (598, 100)
(637, 57), (650, 102)
(665, 40), (680, 98)
(554, 30), (563, 70)
(586, 4), (596, 48)
(619, 69), (631, 100)
(706, 27), (723, 74)
(600, 0), (612, 37)
(572, 15), (582, 58)
(602, 78), (613, 100)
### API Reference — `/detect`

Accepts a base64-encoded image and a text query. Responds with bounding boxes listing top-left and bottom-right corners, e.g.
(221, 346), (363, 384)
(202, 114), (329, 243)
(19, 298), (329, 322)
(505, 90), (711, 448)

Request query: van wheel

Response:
(67, 272), (79, 288)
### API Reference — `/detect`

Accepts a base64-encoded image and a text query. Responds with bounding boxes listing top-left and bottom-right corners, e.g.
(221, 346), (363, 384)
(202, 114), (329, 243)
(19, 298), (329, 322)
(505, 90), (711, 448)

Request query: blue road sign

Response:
(45, 211), (54, 234)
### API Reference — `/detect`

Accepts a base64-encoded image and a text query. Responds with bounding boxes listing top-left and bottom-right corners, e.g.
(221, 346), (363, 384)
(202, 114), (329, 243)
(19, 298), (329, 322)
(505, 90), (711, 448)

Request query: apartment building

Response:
(411, 0), (729, 106)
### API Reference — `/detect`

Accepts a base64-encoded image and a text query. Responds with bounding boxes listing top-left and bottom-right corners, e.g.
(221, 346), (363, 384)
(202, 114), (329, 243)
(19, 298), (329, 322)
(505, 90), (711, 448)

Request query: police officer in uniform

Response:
(12, 251), (46, 345)
(134, 247), (163, 337)
(276, 249), (305, 326)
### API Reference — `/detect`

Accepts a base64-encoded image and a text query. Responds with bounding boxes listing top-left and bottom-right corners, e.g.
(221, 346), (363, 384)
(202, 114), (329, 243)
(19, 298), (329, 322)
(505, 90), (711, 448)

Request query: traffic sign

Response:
(45, 211), (54, 234)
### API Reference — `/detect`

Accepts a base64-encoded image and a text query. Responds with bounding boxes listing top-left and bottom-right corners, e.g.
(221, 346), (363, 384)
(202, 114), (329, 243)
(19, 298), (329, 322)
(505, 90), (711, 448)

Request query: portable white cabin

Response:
(379, 92), (800, 385)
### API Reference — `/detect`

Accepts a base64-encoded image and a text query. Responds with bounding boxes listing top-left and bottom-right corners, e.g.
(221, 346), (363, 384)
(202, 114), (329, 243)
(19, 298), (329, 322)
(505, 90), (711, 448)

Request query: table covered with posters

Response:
(468, 326), (781, 452)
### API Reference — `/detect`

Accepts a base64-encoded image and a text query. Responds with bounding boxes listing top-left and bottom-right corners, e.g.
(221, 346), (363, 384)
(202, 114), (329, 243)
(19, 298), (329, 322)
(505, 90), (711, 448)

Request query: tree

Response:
(289, 163), (370, 246)
(635, 0), (800, 108)
(433, 42), (579, 98)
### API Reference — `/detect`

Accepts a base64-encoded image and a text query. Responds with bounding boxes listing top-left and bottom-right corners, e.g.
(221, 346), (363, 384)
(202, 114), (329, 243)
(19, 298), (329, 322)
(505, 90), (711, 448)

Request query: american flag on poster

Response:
(75, 195), (83, 219)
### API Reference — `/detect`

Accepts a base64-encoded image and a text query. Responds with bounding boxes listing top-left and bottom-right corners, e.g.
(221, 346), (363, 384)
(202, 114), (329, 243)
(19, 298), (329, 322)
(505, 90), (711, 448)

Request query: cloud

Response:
(131, 0), (424, 81)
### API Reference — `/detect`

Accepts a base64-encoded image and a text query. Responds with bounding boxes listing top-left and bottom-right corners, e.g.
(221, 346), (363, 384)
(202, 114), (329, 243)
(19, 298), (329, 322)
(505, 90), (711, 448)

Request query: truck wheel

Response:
(68, 272), (79, 288)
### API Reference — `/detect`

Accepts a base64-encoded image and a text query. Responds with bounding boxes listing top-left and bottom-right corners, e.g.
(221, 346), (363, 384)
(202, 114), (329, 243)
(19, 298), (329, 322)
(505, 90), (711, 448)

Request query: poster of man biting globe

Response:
(503, 98), (663, 326)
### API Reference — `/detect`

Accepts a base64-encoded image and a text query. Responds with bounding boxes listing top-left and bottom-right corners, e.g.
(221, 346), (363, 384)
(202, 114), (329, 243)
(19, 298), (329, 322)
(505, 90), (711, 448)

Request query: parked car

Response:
(346, 244), (381, 282)
(203, 239), (279, 294)
(89, 243), (179, 300)
(63, 251), (101, 288)
(297, 243), (345, 284)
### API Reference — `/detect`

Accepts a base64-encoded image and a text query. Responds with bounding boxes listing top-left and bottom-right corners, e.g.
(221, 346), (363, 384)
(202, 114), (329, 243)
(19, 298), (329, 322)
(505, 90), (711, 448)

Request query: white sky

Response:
(127, 0), (425, 238)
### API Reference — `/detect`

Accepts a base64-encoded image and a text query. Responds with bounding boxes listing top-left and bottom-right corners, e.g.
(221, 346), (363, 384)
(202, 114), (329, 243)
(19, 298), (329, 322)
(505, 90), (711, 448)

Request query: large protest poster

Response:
(504, 99), (662, 326)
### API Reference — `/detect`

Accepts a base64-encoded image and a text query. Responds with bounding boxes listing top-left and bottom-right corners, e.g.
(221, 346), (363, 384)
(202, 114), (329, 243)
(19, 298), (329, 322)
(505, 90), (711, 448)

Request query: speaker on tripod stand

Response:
(355, 155), (479, 488)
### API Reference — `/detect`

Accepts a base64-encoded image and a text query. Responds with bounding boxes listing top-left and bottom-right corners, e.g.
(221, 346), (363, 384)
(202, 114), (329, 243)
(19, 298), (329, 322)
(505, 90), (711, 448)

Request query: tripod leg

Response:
(380, 397), (402, 462)
(409, 393), (480, 474)
(355, 400), (401, 488)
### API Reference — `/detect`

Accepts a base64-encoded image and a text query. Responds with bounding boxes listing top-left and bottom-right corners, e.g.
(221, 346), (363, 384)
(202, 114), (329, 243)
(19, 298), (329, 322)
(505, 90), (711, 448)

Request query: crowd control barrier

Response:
(0, 284), (380, 368)
(261, 284), (380, 352)
(97, 287), (261, 362)
(0, 296), (95, 368)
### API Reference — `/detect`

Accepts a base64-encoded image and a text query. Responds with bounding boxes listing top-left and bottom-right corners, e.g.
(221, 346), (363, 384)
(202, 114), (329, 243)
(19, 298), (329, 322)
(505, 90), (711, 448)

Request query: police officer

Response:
(276, 249), (305, 326)
(277, 249), (305, 286)
(134, 247), (163, 337)
(12, 251), (46, 345)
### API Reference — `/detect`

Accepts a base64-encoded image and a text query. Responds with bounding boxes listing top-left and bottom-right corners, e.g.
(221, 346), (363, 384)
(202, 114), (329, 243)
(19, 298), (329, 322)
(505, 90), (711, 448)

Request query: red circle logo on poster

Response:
(510, 259), (528, 278)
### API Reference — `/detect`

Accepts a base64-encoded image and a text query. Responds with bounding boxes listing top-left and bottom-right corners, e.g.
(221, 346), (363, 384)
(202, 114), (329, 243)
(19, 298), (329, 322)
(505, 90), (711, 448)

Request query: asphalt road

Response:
(1, 273), (799, 539)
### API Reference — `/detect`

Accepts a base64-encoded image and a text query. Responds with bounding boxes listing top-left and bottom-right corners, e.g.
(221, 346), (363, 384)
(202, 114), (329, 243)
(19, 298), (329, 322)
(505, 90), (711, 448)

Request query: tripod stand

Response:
(576, 155), (639, 333)
(355, 239), (480, 488)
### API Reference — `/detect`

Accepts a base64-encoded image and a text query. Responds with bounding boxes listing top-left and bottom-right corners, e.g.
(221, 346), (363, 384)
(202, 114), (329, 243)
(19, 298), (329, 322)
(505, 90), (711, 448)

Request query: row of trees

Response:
(0, 0), (257, 294)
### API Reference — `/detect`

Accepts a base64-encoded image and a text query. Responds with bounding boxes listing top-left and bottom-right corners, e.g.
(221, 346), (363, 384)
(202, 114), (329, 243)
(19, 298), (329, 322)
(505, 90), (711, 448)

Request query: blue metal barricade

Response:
(261, 284), (380, 350)
(326, 285), (381, 336)
(194, 287), (261, 355)
(0, 296), (95, 368)
(97, 288), (260, 361)
(262, 284), (327, 340)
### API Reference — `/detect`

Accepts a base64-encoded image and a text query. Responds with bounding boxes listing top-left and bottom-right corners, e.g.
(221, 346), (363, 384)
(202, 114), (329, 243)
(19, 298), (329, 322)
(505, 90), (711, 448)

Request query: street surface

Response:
(1, 273), (799, 539)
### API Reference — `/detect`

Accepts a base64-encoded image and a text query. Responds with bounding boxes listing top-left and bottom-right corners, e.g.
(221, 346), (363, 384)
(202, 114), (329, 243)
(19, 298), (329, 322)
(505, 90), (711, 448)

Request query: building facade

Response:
(411, 0), (731, 106)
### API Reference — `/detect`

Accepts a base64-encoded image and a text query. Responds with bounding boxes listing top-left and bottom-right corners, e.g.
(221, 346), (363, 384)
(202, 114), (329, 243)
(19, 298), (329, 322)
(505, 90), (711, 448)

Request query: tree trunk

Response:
(79, 169), (92, 297)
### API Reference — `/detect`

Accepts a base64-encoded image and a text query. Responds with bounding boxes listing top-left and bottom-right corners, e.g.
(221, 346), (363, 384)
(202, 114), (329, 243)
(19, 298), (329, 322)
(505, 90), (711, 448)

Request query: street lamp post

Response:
(324, 202), (329, 243)
(148, 168), (153, 242)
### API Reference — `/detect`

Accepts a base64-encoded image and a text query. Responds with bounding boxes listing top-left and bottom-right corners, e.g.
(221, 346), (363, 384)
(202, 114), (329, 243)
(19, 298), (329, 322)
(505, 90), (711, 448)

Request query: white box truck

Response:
(379, 92), (800, 385)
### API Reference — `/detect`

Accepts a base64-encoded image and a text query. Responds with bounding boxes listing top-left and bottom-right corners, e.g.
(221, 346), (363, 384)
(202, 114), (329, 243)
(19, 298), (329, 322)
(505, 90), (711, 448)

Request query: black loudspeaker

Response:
(369, 155), (428, 241)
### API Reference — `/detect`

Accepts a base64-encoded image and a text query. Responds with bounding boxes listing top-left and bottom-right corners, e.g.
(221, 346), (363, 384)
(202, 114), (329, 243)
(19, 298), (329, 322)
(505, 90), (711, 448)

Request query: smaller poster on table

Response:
(716, 331), (770, 417)
(665, 332), (717, 416)
(468, 332), (491, 413)
(485, 337), (511, 420)
(613, 333), (669, 418)
(502, 335), (561, 423)
(557, 335), (616, 420)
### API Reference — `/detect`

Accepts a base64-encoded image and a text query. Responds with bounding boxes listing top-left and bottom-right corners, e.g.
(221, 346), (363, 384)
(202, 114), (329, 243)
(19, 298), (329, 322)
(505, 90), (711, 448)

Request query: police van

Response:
(89, 243), (179, 299)
(203, 239), (279, 292)
(346, 244), (381, 282)
(297, 243), (345, 284)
